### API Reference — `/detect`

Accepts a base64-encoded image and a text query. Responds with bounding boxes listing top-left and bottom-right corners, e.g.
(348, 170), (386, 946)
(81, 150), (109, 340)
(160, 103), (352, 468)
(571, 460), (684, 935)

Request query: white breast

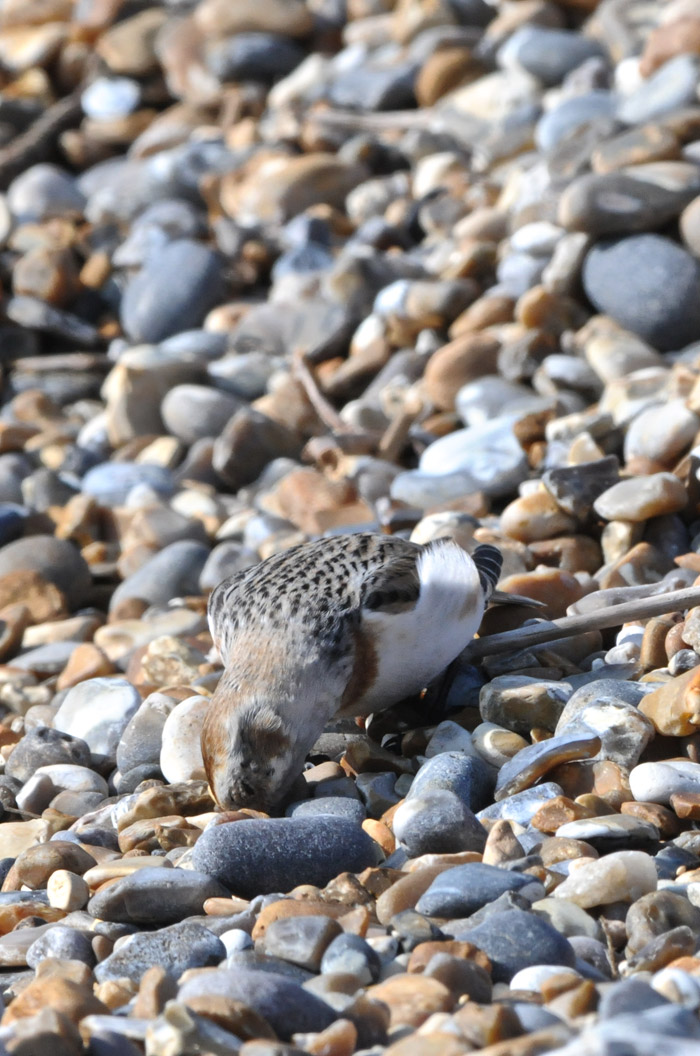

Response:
(353, 541), (485, 714)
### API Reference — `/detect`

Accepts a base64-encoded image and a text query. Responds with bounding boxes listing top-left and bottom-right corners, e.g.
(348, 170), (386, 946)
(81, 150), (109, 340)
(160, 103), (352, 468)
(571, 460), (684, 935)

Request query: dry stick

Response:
(467, 585), (700, 661)
(292, 348), (353, 434)
(0, 91), (83, 190)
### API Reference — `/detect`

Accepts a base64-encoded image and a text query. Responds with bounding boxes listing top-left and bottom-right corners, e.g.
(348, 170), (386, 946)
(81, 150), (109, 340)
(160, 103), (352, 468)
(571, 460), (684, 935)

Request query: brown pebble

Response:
(452, 1001), (522, 1048)
(620, 801), (682, 839)
(639, 666), (700, 736)
(531, 796), (596, 834)
(670, 792), (700, 819)
(367, 974), (454, 1028)
(2, 975), (107, 1025)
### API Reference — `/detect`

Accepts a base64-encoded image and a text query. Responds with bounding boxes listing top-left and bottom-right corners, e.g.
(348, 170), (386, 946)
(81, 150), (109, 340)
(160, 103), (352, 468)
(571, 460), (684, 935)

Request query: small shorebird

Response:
(201, 533), (504, 811)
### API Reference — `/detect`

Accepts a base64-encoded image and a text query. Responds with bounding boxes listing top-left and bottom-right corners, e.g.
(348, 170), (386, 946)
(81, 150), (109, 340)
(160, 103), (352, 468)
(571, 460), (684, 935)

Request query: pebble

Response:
(191, 818), (378, 897)
(0, 0), (698, 1048)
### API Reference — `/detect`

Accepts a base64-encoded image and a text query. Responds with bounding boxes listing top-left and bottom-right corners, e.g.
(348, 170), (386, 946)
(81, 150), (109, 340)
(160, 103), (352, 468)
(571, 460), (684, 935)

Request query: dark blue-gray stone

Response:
(205, 33), (305, 83)
(417, 863), (534, 918)
(82, 462), (175, 506)
(178, 968), (336, 1039)
(394, 790), (487, 857)
(87, 867), (228, 925)
(120, 239), (226, 343)
(6, 727), (91, 783)
(95, 920), (225, 983)
(287, 797), (367, 823)
(454, 908), (576, 982)
(0, 504), (26, 546)
(582, 234), (700, 351)
(499, 26), (604, 86)
(408, 750), (494, 812)
(109, 540), (210, 611)
(599, 978), (670, 1019)
(191, 817), (377, 897)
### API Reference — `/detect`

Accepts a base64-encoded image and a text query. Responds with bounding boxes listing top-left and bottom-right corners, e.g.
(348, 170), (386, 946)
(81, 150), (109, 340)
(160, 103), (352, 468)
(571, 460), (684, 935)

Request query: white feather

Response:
(353, 541), (485, 713)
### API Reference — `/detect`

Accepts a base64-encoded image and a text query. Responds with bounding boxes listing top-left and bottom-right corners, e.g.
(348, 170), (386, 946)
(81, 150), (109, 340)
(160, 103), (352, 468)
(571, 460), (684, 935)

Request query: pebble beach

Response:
(4, 0), (700, 1053)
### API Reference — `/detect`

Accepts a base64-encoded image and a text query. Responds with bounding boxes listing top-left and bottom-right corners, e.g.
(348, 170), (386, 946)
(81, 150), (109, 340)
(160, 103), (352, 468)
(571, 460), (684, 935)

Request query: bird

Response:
(201, 532), (505, 812)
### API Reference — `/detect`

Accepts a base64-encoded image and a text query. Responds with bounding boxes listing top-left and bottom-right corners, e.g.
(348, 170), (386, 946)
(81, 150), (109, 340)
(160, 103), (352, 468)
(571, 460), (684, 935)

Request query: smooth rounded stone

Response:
(555, 694), (654, 770)
(393, 791), (487, 857)
(416, 863), (538, 919)
(212, 408), (303, 492)
(179, 968), (335, 1039)
(425, 721), (478, 758)
(0, 535), (91, 608)
(258, 915), (342, 973)
(532, 898), (604, 943)
(394, 417), (528, 502)
(160, 385), (243, 445)
(456, 376), (548, 428)
(207, 351), (281, 401)
(639, 667), (700, 736)
(498, 25), (603, 85)
(288, 798), (367, 823)
(626, 890), (700, 957)
(88, 867), (228, 925)
(479, 677), (572, 737)
(116, 693), (177, 774)
(7, 163), (86, 222)
(624, 399), (700, 464)
(17, 764), (108, 815)
(82, 462), (175, 506)
(535, 91), (616, 153)
(109, 540), (210, 611)
(494, 731), (601, 801)
(12, 640), (80, 676)
(617, 55), (700, 124)
(477, 783), (565, 826)
(582, 235), (700, 351)
(120, 239), (226, 343)
(53, 677), (141, 766)
(471, 723), (529, 769)
(81, 75), (141, 119)
(407, 751), (494, 813)
(193, 818), (377, 898)
(500, 490), (578, 544)
(95, 920), (225, 984)
(629, 760), (700, 805)
(592, 473), (687, 521)
(559, 167), (700, 237)
(205, 31), (304, 82)
(6, 727), (91, 783)
(199, 542), (258, 593)
(555, 814), (659, 846)
(454, 908), (575, 984)
(320, 934), (381, 985)
(510, 964), (580, 992)
(26, 925), (95, 969)
(159, 695), (207, 784)
(553, 850), (657, 908)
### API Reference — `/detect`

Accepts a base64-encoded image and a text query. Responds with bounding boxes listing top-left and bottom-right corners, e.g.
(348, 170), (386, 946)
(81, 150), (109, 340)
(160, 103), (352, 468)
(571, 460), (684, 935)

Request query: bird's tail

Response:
(472, 543), (503, 602)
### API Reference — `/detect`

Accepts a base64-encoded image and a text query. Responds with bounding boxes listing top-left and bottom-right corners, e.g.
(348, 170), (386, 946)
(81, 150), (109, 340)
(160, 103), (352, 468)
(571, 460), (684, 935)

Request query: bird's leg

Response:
(421, 656), (463, 721)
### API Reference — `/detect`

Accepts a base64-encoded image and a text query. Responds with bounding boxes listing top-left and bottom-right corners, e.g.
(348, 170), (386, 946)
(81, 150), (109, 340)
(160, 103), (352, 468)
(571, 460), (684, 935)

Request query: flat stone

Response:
(109, 540), (210, 611)
(454, 908), (576, 983)
(95, 920), (225, 983)
(416, 862), (538, 919)
(87, 867), (228, 925)
(593, 473), (688, 521)
(494, 731), (602, 801)
(191, 818), (378, 898)
(178, 968), (335, 1040)
(53, 677), (141, 766)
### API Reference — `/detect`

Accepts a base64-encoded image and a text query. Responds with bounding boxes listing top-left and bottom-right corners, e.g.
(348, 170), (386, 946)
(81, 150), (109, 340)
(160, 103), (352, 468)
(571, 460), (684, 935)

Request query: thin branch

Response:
(292, 348), (357, 435)
(468, 585), (700, 660)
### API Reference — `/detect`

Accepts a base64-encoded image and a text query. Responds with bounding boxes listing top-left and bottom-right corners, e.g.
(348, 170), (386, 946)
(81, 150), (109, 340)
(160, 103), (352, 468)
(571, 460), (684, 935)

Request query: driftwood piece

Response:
(468, 585), (700, 660)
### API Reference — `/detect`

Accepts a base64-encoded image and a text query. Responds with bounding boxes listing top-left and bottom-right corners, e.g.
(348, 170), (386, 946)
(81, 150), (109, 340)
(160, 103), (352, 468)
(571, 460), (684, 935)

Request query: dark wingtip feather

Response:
(472, 543), (503, 600)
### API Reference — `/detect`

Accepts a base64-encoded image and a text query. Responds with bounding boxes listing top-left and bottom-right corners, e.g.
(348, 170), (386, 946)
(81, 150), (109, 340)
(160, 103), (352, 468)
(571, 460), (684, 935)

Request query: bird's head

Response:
(201, 677), (309, 812)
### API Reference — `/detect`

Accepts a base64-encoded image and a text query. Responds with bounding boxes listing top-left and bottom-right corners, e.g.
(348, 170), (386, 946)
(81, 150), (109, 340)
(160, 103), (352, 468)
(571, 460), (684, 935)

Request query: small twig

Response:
(292, 348), (356, 435)
(467, 585), (700, 661)
(0, 91), (83, 190)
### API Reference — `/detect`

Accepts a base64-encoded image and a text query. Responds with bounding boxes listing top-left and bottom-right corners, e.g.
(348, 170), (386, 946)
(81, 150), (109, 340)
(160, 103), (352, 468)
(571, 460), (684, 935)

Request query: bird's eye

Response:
(240, 779), (255, 798)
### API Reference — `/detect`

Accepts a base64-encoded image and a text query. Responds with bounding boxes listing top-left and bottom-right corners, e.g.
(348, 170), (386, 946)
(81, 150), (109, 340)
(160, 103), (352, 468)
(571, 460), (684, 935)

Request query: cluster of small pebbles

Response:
(5, 0), (700, 1053)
